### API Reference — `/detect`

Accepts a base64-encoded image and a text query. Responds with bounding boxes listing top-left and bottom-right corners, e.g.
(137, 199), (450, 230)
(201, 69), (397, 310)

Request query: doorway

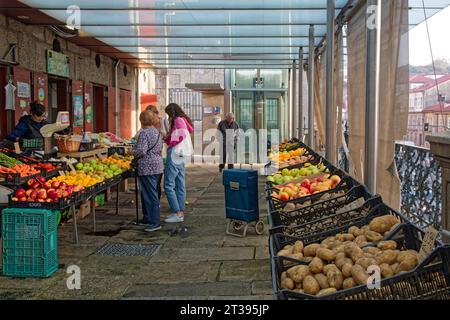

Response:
(48, 77), (69, 123)
(93, 85), (107, 133)
(0, 67), (7, 139)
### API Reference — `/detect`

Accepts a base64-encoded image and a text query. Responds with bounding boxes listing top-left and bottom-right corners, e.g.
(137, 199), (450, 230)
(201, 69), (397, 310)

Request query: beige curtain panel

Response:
(313, 55), (326, 152)
(347, 0), (409, 209)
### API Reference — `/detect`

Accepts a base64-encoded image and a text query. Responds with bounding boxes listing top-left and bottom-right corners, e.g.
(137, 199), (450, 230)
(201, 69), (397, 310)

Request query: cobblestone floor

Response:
(0, 165), (273, 300)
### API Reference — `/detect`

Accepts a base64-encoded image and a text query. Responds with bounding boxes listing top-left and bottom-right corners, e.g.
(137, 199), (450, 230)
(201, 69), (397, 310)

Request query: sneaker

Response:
(164, 214), (184, 223)
(144, 225), (162, 232)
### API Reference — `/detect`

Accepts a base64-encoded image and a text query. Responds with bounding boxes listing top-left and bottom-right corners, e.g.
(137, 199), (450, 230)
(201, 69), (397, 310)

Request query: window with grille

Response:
(169, 89), (203, 121)
(265, 98), (279, 130)
(239, 98), (254, 131)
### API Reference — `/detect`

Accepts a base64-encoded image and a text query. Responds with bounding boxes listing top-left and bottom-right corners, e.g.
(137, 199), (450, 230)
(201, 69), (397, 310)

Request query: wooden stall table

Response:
(58, 147), (109, 162)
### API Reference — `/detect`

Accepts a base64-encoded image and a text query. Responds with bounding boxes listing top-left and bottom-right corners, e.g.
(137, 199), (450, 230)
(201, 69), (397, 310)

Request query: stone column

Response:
(426, 133), (450, 244)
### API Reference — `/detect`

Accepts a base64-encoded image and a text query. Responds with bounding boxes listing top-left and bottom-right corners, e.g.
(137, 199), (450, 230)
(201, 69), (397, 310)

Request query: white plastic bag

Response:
(172, 118), (193, 163)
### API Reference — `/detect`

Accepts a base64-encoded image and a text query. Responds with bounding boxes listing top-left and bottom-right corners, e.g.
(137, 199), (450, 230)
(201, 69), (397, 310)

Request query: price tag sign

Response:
(418, 226), (439, 263)
(14, 142), (21, 154)
(59, 171), (66, 176)
(68, 163), (76, 172)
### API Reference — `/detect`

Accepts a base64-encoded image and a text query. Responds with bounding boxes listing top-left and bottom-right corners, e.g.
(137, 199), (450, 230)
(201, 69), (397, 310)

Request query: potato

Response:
(277, 249), (292, 257)
(395, 252), (418, 273)
(314, 273), (329, 290)
(355, 257), (378, 270)
(380, 263), (394, 278)
(336, 257), (353, 270)
(327, 268), (344, 290)
(357, 241), (370, 248)
(293, 288), (304, 293)
(364, 230), (384, 243)
(281, 277), (295, 290)
(361, 225), (370, 232)
(283, 244), (294, 251)
(363, 247), (381, 255)
(397, 251), (418, 263)
(328, 240), (343, 250)
(293, 241), (304, 254)
(288, 265), (311, 283)
(341, 262), (353, 278)
(302, 257), (314, 264)
(323, 264), (339, 274)
(336, 252), (346, 261)
(316, 248), (337, 262)
(355, 235), (368, 245)
(351, 264), (369, 285)
(349, 246), (364, 263)
(316, 288), (337, 297)
(377, 241), (397, 251)
(343, 233), (356, 241)
(333, 244), (346, 254)
(390, 263), (399, 272)
(303, 275), (321, 295)
(295, 282), (303, 289)
(375, 249), (399, 265)
(344, 242), (359, 257)
(309, 257), (325, 274)
(304, 243), (321, 257)
(290, 253), (304, 260)
(348, 226), (359, 235)
(343, 277), (355, 289)
(369, 215), (400, 234)
(335, 234), (345, 242)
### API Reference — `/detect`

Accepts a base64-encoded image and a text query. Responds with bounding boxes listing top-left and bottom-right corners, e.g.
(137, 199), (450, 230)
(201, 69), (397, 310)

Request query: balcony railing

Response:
(395, 143), (442, 229)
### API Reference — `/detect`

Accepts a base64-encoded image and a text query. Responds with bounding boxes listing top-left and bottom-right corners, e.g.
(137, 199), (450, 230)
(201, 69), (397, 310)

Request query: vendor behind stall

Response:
(0, 101), (48, 148)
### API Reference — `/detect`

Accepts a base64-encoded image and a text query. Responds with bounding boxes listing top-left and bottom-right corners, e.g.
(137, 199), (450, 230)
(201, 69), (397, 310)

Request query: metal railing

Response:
(394, 143), (442, 229)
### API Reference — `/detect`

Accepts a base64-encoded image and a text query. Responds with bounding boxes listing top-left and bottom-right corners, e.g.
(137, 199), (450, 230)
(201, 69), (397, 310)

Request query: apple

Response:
(31, 181), (40, 189)
(19, 196), (27, 202)
(30, 190), (38, 200)
(11, 197), (18, 201)
(37, 189), (47, 199)
(15, 188), (26, 198)
(27, 179), (35, 187)
(61, 191), (69, 198)
(45, 198), (53, 203)
(59, 182), (67, 190)
(330, 175), (341, 186)
(25, 189), (33, 197)
(47, 188), (55, 194)
(37, 176), (46, 184)
(43, 182), (52, 190)
(47, 190), (59, 201)
(67, 185), (74, 194)
(278, 192), (290, 201)
(51, 181), (60, 189)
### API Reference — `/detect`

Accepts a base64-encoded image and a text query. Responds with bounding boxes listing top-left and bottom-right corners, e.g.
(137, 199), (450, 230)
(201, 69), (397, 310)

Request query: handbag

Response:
(172, 118), (193, 160)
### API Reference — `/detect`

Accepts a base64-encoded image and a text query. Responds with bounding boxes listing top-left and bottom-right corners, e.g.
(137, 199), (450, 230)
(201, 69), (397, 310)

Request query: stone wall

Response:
(0, 14), (135, 91)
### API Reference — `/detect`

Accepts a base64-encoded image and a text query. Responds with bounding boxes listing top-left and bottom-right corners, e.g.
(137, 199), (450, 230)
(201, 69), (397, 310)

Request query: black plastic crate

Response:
(271, 203), (411, 270)
(269, 185), (376, 229)
(267, 175), (358, 213)
(0, 171), (44, 187)
(8, 193), (76, 210)
(275, 243), (450, 300)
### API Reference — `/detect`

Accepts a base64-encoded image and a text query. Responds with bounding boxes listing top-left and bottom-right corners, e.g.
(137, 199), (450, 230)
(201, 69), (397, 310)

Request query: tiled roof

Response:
(411, 74), (450, 93)
(422, 101), (450, 113)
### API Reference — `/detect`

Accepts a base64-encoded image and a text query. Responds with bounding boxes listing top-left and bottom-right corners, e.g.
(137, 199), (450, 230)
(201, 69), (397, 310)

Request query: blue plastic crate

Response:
(223, 169), (259, 223)
(1, 208), (58, 278)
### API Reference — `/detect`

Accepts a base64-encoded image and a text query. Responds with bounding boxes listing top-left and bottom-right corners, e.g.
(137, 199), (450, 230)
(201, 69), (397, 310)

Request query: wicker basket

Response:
(55, 135), (82, 153)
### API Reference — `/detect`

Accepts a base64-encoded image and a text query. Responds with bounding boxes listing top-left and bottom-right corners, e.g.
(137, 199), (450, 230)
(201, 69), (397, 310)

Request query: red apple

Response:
(15, 188), (26, 198)
(48, 190), (59, 201)
(25, 189), (33, 197)
(26, 197), (33, 202)
(47, 188), (55, 193)
(42, 182), (52, 190)
(19, 196), (27, 202)
(27, 179), (35, 187)
(61, 191), (69, 198)
(31, 181), (40, 189)
(278, 192), (290, 201)
(45, 198), (53, 202)
(37, 189), (47, 199)
(37, 176), (46, 184)
(29, 190), (37, 200)
(51, 181), (60, 189)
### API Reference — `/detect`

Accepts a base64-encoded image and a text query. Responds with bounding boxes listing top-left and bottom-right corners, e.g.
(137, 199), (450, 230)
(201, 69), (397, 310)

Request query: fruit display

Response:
(271, 175), (342, 202)
(269, 147), (306, 164)
(74, 155), (131, 181)
(267, 163), (331, 185)
(276, 140), (301, 152)
(277, 215), (421, 297)
(99, 154), (132, 171)
(11, 176), (83, 203)
(49, 172), (103, 188)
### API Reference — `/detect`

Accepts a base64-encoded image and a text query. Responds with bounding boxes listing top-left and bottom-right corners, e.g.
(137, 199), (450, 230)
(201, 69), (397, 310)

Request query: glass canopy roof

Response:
(17, 0), (450, 68)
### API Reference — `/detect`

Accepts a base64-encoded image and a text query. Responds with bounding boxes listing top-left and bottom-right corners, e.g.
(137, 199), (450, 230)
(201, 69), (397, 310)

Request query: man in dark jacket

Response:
(217, 112), (240, 172)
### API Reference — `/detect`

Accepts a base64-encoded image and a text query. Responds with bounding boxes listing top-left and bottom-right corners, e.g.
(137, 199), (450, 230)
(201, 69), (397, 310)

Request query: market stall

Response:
(266, 139), (449, 300)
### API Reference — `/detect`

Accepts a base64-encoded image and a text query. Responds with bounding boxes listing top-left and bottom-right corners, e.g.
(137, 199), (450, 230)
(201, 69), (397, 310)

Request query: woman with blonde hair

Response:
(133, 110), (163, 232)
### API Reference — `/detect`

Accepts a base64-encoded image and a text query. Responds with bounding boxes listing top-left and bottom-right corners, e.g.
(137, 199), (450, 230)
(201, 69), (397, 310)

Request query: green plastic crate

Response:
(1, 208), (58, 278)
(95, 193), (105, 207)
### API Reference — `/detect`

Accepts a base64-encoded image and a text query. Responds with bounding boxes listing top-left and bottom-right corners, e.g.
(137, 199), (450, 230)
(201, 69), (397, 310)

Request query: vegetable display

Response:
(277, 215), (421, 297)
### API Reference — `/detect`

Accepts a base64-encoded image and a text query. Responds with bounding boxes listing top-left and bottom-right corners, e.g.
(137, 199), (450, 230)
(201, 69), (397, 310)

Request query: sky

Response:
(409, 5), (450, 66)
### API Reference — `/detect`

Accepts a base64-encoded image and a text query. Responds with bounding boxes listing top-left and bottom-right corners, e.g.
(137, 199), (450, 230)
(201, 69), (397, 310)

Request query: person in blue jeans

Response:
(163, 103), (194, 223)
(133, 110), (163, 232)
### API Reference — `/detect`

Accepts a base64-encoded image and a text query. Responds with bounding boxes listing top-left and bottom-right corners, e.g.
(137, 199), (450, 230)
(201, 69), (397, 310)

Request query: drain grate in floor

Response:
(95, 243), (161, 257)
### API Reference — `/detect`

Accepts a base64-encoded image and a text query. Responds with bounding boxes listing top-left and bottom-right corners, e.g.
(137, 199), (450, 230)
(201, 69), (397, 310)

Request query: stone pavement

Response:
(0, 164), (273, 300)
